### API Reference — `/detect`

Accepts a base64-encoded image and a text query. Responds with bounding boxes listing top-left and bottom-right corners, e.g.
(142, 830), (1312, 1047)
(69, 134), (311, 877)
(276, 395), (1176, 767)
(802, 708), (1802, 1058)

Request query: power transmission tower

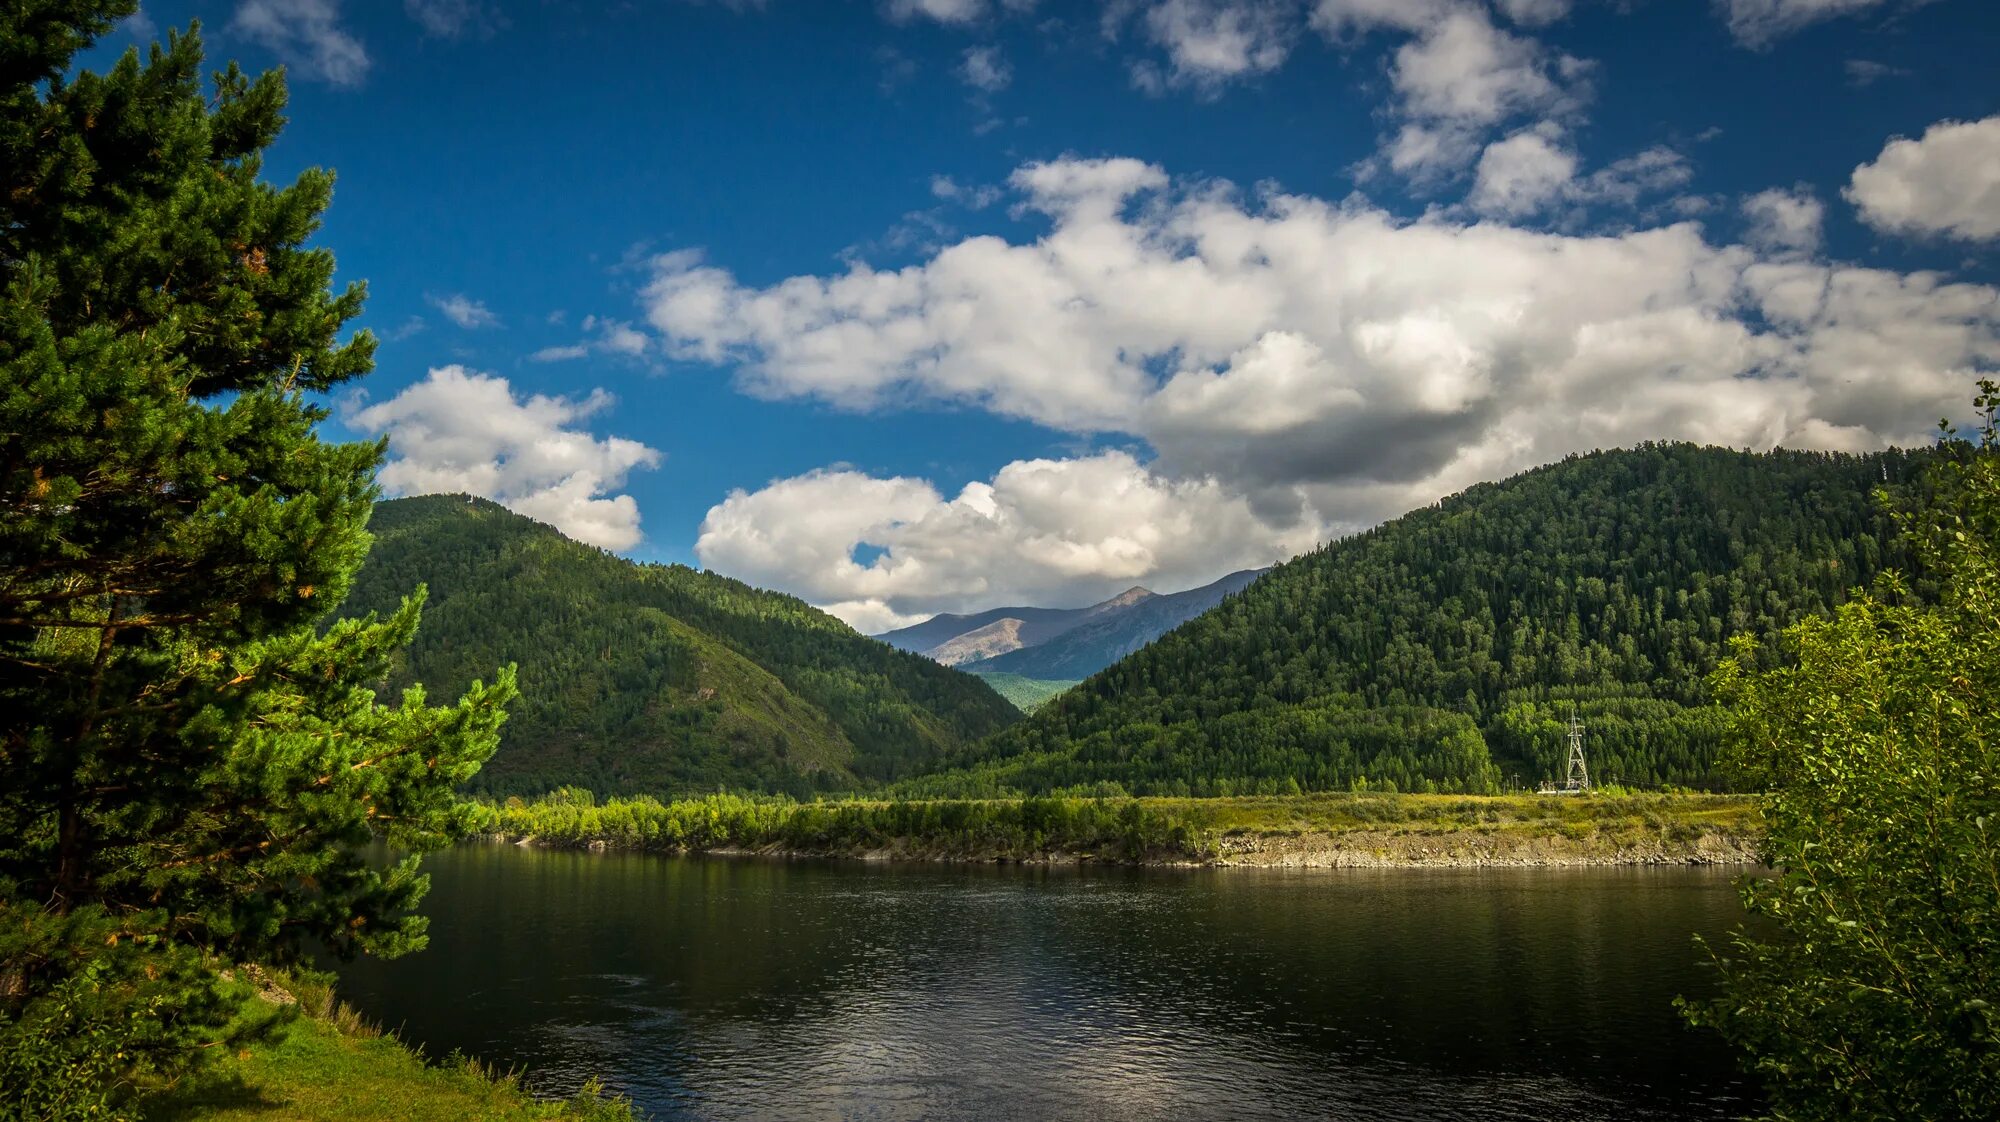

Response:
(1564, 712), (1590, 793)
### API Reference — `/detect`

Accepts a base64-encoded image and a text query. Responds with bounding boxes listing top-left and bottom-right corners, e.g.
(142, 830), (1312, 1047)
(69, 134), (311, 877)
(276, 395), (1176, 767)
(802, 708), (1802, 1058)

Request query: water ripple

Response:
(338, 854), (1761, 1121)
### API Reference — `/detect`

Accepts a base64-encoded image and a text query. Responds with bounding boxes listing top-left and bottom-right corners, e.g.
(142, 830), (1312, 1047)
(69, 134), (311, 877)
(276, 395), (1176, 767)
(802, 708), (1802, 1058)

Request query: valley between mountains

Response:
(344, 441), (1926, 802)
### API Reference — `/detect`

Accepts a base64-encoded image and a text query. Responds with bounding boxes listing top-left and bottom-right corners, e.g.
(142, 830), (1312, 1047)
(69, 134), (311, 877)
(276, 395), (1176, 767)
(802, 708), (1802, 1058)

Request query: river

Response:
(337, 845), (1762, 1121)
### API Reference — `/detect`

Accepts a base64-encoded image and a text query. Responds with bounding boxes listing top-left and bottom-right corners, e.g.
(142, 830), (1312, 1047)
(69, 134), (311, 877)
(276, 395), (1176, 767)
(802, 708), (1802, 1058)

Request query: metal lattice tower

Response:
(1563, 712), (1590, 793)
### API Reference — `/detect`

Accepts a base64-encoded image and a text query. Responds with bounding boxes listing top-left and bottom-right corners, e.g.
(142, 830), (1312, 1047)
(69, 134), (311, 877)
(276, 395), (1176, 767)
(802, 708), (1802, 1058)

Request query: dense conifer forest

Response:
(902, 443), (1936, 797)
(337, 496), (1020, 796)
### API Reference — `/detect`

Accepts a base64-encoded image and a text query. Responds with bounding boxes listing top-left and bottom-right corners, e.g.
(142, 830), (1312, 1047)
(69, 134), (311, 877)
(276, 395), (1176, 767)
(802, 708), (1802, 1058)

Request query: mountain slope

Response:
(339, 496), (1019, 797)
(876, 588), (1153, 660)
(879, 571), (1268, 684)
(962, 568), (1267, 680)
(971, 673), (1083, 713)
(928, 618), (1030, 665)
(905, 444), (1933, 798)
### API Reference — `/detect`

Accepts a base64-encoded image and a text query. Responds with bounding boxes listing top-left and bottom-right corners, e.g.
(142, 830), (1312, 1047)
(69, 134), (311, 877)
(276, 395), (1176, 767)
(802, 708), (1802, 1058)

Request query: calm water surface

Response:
(338, 846), (1761, 1121)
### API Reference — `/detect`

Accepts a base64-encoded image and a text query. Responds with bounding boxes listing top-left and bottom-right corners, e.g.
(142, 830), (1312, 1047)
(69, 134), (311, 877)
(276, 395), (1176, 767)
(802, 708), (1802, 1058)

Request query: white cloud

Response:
(1311, 0), (1455, 37)
(1389, 9), (1573, 129)
(120, 7), (158, 40)
(1467, 126), (1577, 216)
(231, 0), (369, 86)
(429, 292), (501, 329)
(1466, 125), (1693, 218)
(931, 175), (1005, 208)
(347, 367), (662, 550)
(958, 45), (1012, 91)
(405, 0), (500, 38)
(1716, 0), (1898, 48)
(695, 451), (1322, 630)
(529, 316), (650, 363)
(385, 316), (427, 342)
(1319, 2), (1590, 179)
(1574, 145), (1694, 208)
(885, 0), (987, 23)
(1493, 0), (1570, 26)
(1846, 115), (2000, 243)
(1130, 0), (1297, 93)
(1742, 185), (1825, 255)
(645, 154), (1998, 545)
(598, 320), (650, 357)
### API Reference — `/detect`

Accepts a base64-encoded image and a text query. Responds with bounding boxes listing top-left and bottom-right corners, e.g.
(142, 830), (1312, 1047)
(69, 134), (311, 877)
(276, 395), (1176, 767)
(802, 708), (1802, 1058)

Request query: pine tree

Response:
(0, 5), (515, 1112)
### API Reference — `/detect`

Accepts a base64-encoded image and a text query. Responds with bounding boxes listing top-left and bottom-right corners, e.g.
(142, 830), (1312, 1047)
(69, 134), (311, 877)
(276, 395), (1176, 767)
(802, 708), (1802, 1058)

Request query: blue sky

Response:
(103, 0), (1999, 630)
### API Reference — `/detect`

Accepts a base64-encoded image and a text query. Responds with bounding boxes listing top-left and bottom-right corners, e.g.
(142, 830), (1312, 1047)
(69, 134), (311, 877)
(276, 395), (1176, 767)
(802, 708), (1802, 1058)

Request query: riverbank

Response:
(137, 971), (632, 1122)
(476, 791), (1762, 868)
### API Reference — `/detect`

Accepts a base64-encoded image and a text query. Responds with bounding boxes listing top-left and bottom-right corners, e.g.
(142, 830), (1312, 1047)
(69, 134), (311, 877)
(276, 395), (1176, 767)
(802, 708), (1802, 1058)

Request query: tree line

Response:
(337, 494), (1021, 797)
(925, 443), (1928, 797)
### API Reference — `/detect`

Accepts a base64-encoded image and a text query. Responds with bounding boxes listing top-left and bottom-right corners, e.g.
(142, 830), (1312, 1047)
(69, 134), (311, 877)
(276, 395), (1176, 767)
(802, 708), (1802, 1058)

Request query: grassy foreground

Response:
(476, 790), (1761, 866)
(139, 974), (631, 1122)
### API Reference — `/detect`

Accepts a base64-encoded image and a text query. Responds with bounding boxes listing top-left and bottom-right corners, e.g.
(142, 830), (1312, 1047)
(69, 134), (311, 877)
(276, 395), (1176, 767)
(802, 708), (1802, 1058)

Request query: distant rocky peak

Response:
(1088, 586), (1156, 614)
(926, 617), (1029, 665)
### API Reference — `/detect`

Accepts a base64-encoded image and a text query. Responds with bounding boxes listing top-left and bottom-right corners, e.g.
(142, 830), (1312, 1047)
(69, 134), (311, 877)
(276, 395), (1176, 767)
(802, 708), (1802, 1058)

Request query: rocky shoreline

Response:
(1205, 826), (1760, 867)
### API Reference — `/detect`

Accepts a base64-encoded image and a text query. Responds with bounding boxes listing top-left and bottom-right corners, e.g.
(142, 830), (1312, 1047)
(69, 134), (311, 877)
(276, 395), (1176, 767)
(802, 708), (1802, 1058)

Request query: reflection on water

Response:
(337, 846), (1760, 1121)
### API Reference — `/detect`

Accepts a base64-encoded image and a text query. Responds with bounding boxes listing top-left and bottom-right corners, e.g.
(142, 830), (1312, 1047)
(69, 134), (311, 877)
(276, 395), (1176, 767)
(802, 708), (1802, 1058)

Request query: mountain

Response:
(337, 496), (1019, 797)
(877, 572), (1267, 682)
(876, 587), (1155, 663)
(928, 618), (1032, 666)
(900, 444), (1935, 799)
(960, 569), (1267, 680)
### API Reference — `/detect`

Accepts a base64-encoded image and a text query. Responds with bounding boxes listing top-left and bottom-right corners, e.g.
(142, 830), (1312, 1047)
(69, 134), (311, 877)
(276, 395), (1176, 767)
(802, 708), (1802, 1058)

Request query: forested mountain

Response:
(961, 569), (1266, 680)
(338, 496), (1019, 796)
(901, 444), (1935, 798)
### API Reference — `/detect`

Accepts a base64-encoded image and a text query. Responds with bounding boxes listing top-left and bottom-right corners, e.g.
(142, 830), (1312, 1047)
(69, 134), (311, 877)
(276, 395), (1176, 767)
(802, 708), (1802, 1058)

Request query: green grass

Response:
(139, 976), (632, 1122)
(967, 672), (1082, 712)
(480, 789), (1760, 864)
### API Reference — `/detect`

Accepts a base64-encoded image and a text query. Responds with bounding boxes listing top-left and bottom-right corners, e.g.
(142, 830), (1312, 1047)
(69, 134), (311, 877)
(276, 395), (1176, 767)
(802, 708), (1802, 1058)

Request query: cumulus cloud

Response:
(1467, 125), (1577, 215)
(695, 451), (1324, 631)
(1572, 145), (1695, 208)
(1716, 0), (1898, 48)
(347, 367), (662, 550)
(1317, 1), (1590, 179)
(1465, 135), (1697, 224)
(645, 153), (1999, 553)
(597, 319), (650, 357)
(1128, 0), (1297, 94)
(429, 292), (501, 329)
(1742, 185), (1825, 255)
(231, 0), (369, 86)
(1846, 115), (2000, 242)
(1388, 8), (1576, 127)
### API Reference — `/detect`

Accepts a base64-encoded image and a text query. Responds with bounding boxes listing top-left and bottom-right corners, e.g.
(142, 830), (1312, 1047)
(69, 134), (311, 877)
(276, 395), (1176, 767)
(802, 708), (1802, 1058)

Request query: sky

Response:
(102, 0), (2000, 631)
